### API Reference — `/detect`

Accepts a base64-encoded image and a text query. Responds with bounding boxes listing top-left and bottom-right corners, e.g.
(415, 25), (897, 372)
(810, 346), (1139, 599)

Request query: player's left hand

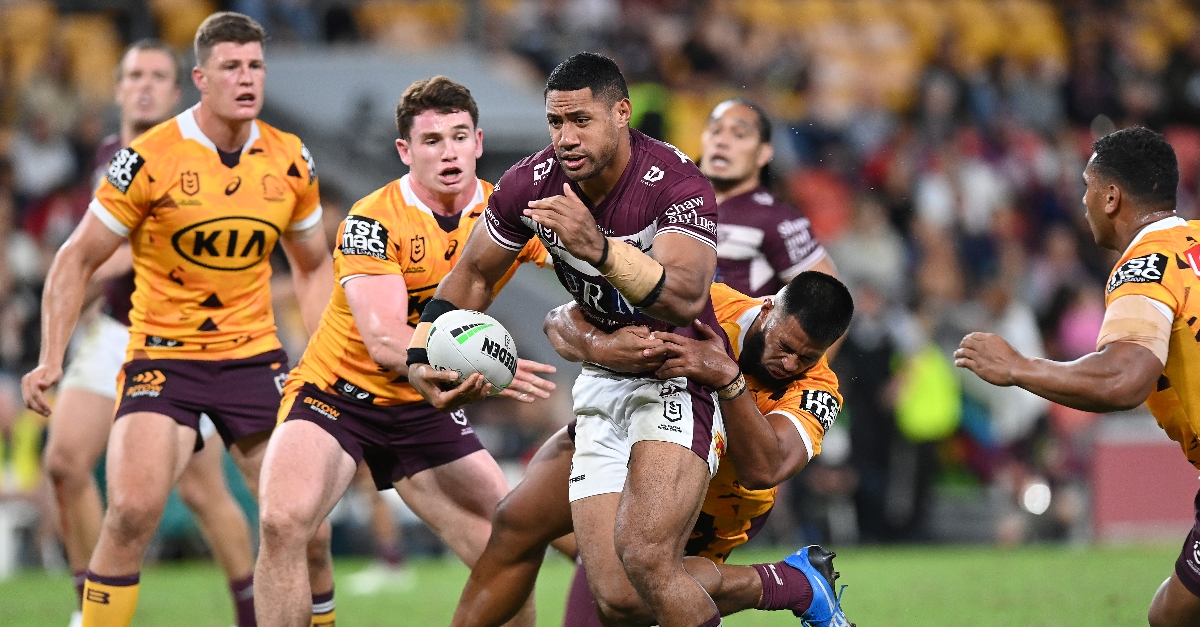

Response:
(649, 321), (740, 387)
(954, 332), (1022, 386)
(525, 183), (607, 264)
(496, 359), (558, 403)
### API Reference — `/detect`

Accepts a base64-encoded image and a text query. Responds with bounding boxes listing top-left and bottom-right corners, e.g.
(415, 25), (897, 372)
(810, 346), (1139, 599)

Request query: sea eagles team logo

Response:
(643, 166), (665, 184)
(410, 235), (426, 262)
(1107, 252), (1168, 293)
(533, 158), (554, 184)
(340, 215), (389, 260)
(801, 390), (841, 432)
(106, 148), (144, 194)
(181, 171), (200, 196)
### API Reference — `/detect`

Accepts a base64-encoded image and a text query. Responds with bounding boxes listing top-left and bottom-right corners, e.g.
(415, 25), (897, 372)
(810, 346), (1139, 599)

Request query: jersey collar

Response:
(176, 105), (261, 155)
(1124, 215), (1188, 255)
(734, 303), (762, 359)
(399, 174), (484, 219)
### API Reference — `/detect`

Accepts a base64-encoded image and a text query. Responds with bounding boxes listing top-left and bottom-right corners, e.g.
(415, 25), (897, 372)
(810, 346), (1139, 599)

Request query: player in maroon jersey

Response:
(702, 99), (836, 297)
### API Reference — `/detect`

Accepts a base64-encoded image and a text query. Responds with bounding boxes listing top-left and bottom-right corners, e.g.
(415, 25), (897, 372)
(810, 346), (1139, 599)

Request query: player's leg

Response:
(42, 387), (112, 608)
(450, 426), (575, 627)
(82, 411), (197, 627)
(253, 417), (356, 627)
(1151, 512), (1200, 627)
(176, 424), (255, 627)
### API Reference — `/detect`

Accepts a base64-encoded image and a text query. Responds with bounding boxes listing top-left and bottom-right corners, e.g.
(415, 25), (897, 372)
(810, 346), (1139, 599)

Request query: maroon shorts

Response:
(280, 382), (485, 490)
(1175, 488), (1200, 596)
(115, 349), (289, 449)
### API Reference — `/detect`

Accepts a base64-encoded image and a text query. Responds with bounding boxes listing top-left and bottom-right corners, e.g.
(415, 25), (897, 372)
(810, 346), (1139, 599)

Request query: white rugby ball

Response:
(427, 309), (518, 394)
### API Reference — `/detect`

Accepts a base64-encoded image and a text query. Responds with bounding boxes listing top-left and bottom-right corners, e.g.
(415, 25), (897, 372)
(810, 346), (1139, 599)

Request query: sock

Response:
(752, 561), (813, 614)
(562, 563), (604, 627)
(81, 571), (140, 627)
(311, 589), (335, 627)
(229, 575), (256, 627)
(697, 615), (722, 627)
(378, 542), (403, 567)
(73, 570), (87, 609)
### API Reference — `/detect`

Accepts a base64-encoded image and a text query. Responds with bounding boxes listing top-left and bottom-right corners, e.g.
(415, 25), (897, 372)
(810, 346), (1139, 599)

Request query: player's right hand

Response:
(21, 363), (63, 416)
(408, 363), (491, 411)
(589, 325), (665, 373)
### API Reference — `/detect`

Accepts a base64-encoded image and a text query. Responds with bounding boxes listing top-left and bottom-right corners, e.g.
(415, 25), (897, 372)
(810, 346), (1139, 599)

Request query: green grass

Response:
(3, 544), (1179, 626)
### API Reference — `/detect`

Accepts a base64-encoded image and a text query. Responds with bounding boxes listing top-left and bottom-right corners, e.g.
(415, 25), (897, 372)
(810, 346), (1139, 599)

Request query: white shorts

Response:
(61, 313), (129, 399)
(567, 365), (724, 503)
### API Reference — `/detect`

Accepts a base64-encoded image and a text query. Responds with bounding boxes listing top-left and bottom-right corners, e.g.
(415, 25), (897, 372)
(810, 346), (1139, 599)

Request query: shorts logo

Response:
(481, 336), (517, 375)
(658, 423), (683, 433)
(643, 166), (665, 184)
(181, 171), (200, 196)
(801, 390), (841, 432)
(126, 370), (166, 398)
(713, 430), (726, 459)
(450, 409), (468, 425)
(334, 377), (375, 403)
(273, 372), (288, 395)
(569, 474), (586, 483)
(341, 215), (389, 259)
(106, 148), (144, 194)
(1193, 540), (1200, 566)
(1108, 252), (1168, 293)
(659, 382), (684, 397)
(300, 143), (317, 183)
(533, 158), (554, 183)
(410, 235), (426, 263)
(85, 589), (111, 604)
(303, 396), (340, 420)
(664, 400), (683, 422)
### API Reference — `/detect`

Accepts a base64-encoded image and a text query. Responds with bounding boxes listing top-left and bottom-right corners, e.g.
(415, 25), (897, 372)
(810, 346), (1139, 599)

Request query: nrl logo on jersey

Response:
(533, 158), (555, 184)
(801, 390), (841, 432)
(106, 148), (145, 194)
(341, 215), (389, 260)
(1108, 252), (1168, 293)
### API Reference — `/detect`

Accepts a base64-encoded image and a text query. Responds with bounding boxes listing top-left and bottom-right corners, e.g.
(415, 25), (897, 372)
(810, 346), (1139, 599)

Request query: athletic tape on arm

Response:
(595, 238), (665, 306)
(1096, 294), (1172, 365)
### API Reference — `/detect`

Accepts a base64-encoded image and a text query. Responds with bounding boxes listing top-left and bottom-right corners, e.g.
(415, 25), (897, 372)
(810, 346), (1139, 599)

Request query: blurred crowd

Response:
(1, 0), (1199, 567)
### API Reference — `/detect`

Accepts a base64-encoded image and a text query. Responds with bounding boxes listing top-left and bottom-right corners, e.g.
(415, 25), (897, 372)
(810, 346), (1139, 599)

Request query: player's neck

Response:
(193, 101), (254, 153)
(409, 175), (476, 217)
(1115, 208), (1179, 251)
(713, 176), (759, 204)
(577, 130), (632, 206)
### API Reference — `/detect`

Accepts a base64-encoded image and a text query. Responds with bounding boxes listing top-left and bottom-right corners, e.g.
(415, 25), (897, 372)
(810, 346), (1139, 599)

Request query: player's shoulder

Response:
(633, 130), (706, 180)
(494, 144), (558, 199)
(710, 282), (761, 316)
(127, 116), (184, 159)
(348, 179), (403, 222)
(254, 120), (316, 179)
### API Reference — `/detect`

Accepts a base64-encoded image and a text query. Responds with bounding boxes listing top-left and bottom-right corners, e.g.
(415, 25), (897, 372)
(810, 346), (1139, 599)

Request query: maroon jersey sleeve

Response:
(482, 155), (547, 252)
(653, 167), (718, 249)
(762, 208), (825, 280)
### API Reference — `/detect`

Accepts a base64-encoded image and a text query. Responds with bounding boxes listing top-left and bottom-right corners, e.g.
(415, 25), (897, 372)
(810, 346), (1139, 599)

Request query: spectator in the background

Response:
(233, 0), (321, 42)
(10, 112), (77, 211)
(703, 99), (837, 297)
(828, 194), (908, 302)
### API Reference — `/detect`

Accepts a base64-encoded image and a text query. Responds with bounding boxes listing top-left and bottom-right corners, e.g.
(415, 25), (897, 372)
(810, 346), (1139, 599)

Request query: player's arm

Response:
(651, 322), (809, 490)
(279, 223), (335, 334)
(80, 243), (133, 306)
(344, 274), (413, 374)
(526, 183), (715, 327)
(956, 293), (1168, 412)
(543, 301), (664, 372)
(22, 212), (124, 415)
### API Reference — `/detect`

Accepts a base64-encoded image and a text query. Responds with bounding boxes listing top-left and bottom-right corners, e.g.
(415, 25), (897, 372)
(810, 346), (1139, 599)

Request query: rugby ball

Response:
(426, 309), (518, 394)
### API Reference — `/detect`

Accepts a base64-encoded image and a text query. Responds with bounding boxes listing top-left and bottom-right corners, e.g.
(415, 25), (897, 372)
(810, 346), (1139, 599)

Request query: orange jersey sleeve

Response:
(90, 144), (156, 236)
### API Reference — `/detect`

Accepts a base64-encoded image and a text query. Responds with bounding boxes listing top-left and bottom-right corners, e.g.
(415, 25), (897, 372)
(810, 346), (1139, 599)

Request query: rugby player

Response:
(43, 39), (259, 627)
(253, 76), (554, 627)
(702, 99), (835, 297)
(953, 127), (1200, 627)
(408, 52), (728, 627)
(449, 273), (855, 627)
(21, 13), (336, 627)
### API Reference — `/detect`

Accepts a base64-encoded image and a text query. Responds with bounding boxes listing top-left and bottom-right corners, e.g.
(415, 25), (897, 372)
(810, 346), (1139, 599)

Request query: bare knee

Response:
(593, 583), (653, 625)
(44, 443), (95, 489)
(260, 501), (320, 552)
(103, 492), (165, 546)
(614, 532), (676, 585)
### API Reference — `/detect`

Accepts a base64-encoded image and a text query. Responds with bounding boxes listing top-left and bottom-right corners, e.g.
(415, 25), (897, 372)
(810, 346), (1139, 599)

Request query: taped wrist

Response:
(406, 298), (460, 366)
(594, 238), (665, 307)
(716, 373), (748, 400)
(1096, 294), (1172, 365)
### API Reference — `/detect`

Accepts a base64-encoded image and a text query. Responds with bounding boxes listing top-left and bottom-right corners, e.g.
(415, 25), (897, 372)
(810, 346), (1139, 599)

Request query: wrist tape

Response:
(406, 298), (459, 366)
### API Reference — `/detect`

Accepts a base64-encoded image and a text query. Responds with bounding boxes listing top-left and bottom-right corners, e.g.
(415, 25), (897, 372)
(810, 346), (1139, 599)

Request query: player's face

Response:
(546, 88), (630, 182)
(1082, 159), (1118, 249)
(700, 102), (770, 186)
(740, 304), (830, 389)
(397, 110), (482, 199)
(115, 48), (180, 131)
(193, 42), (265, 122)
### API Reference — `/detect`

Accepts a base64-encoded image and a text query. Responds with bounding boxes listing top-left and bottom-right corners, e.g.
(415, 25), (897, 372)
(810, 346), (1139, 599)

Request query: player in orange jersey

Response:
(254, 77), (554, 627)
(955, 127), (1200, 627)
(449, 273), (855, 627)
(42, 39), (260, 627)
(21, 13), (336, 627)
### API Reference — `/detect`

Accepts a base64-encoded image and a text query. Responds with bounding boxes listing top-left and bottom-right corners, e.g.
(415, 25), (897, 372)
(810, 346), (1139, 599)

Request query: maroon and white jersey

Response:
(92, 134), (136, 327)
(716, 186), (825, 298)
(484, 130), (722, 338)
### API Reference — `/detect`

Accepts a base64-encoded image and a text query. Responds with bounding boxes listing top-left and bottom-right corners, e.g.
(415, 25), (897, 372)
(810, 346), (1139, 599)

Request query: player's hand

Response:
(408, 363), (491, 411)
(650, 321), (739, 387)
(22, 363), (63, 416)
(588, 325), (666, 373)
(524, 183), (607, 264)
(954, 332), (1022, 387)
(497, 359), (558, 403)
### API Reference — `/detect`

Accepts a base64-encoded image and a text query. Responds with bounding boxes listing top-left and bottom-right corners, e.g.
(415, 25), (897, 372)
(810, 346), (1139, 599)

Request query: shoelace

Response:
(800, 583), (853, 627)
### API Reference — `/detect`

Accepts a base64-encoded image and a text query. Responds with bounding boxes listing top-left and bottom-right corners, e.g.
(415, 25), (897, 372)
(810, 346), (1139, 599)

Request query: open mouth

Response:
(235, 93), (256, 105)
(559, 153), (587, 170)
(438, 167), (463, 184)
(708, 155), (731, 168)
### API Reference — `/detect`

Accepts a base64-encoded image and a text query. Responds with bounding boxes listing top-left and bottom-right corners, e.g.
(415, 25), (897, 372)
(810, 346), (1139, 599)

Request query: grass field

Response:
(4, 544), (1178, 626)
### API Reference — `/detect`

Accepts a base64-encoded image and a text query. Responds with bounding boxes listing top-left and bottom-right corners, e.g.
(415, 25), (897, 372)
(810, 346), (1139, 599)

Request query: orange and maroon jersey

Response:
(90, 105), (322, 361)
(1103, 217), (1200, 470)
(691, 282), (842, 562)
(287, 175), (547, 406)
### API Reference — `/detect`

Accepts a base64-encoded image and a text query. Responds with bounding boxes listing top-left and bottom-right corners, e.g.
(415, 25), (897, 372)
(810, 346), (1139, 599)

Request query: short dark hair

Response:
(544, 52), (629, 105)
(115, 39), (180, 84)
(713, 98), (772, 143)
(194, 12), (267, 66)
(1090, 127), (1179, 207)
(776, 272), (854, 345)
(395, 76), (480, 140)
